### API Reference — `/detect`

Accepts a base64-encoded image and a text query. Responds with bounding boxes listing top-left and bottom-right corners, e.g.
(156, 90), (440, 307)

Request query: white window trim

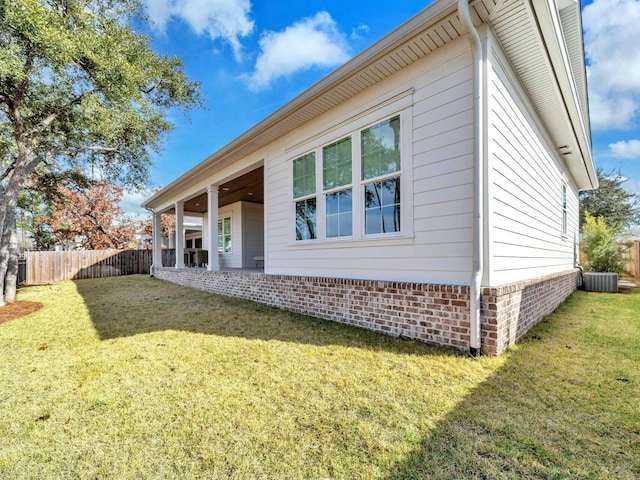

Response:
(322, 136), (354, 240)
(561, 180), (568, 239)
(291, 151), (319, 243)
(218, 215), (233, 254)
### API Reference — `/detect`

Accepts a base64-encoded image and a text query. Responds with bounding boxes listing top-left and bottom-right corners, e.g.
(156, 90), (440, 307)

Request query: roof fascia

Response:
(142, 0), (459, 210)
(530, 0), (597, 190)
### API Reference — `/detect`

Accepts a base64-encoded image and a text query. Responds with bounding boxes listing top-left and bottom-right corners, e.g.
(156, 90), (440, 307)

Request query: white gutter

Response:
(458, 0), (484, 357)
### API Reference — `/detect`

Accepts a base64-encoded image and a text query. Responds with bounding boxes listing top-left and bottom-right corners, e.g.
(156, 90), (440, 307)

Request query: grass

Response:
(0, 275), (638, 479)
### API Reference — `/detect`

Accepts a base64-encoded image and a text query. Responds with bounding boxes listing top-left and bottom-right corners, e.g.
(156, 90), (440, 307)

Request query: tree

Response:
(143, 214), (175, 247)
(579, 168), (640, 231)
(15, 170), (89, 250)
(39, 182), (136, 250)
(17, 189), (54, 250)
(581, 212), (626, 273)
(0, 0), (200, 304)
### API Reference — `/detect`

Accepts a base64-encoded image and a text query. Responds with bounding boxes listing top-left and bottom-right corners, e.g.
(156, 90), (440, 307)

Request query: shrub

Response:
(581, 212), (626, 273)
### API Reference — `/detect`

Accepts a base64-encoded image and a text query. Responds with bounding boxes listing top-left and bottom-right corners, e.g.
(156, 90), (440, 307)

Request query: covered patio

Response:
(146, 165), (264, 272)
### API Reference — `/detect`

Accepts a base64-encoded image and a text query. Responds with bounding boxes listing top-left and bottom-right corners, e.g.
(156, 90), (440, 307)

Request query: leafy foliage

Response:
(579, 168), (640, 231)
(17, 189), (54, 250)
(39, 182), (137, 250)
(0, 0), (200, 303)
(581, 212), (626, 273)
(142, 214), (175, 239)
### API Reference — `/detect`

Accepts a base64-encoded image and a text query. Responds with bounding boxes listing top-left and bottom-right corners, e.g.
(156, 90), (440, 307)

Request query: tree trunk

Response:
(0, 172), (26, 306)
(3, 212), (18, 304)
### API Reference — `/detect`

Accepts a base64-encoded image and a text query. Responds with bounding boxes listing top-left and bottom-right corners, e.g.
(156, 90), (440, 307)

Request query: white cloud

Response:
(583, 0), (640, 131)
(245, 12), (351, 91)
(350, 24), (369, 41)
(607, 139), (640, 159)
(144, 0), (254, 61)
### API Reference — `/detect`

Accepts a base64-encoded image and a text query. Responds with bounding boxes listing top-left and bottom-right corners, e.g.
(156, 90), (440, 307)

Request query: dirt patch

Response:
(0, 301), (43, 324)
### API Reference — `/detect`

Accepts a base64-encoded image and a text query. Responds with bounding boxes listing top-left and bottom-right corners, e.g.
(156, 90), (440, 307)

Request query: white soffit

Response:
(143, 0), (499, 208)
(490, 0), (595, 190)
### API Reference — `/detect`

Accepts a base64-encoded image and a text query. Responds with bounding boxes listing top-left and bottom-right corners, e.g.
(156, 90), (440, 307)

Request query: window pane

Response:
(296, 198), (316, 240)
(326, 191), (339, 215)
(365, 208), (382, 235)
(323, 137), (352, 190)
(218, 216), (232, 253)
(364, 177), (400, 234)
(326, 215), (339, 238)
(293, 152), (316, 198)
(326, 189), (352, 238)
(361, 116), (401, 180)
(339, 212), (353, 236)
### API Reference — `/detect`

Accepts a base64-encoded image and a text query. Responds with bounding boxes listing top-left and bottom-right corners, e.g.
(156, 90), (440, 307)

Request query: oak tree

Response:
(0, 0), (200, 304)
(579, 168), (640, 231)
(40, 181), (136, 250)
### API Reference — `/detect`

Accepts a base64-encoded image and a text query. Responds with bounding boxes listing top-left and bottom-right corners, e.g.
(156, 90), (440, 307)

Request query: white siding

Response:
(217, 203), (242, 269)
(264, 38), (475, 284)
(241, 202), (264, 268)
(485, 36), (579, 286)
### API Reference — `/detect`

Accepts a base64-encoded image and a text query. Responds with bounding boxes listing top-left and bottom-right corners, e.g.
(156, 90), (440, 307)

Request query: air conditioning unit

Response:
(583, 272), (618, 293)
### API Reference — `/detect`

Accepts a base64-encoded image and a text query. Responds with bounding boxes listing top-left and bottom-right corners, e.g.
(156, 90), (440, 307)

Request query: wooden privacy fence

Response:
(21, 249), (152, 285)
(579, 241), (640, 280)
(622, 241), (640, 280)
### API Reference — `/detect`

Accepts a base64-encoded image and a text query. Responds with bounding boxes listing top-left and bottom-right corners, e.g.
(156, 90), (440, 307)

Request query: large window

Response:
(293, 152), (317, 240)
(361, 116), (401, 234)
(218, 216), (231, 253)
(323, 137), (352, 238)
(291, 113), (404, 242)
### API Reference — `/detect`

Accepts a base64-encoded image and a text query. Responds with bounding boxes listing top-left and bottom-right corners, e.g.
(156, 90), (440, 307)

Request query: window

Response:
(194, 238), (202, 249)
(364, 178), (400, 234)
(218, 216), (231, 253)
(290, 111), (406, 243)
(186, 239), (193, 248)
(293, 152), (317, 240)
(562, 182), (567, 237)
(323, 137), (352, 237)
(361, 116), (401, 234)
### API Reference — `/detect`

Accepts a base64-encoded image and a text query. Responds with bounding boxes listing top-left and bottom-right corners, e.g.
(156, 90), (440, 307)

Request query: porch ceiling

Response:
(167, 167), (264, 214)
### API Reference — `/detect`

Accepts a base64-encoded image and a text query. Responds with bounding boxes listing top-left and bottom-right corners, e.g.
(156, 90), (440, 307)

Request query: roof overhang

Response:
(526, 0), (596, 190)
(143, 0), (596, 210)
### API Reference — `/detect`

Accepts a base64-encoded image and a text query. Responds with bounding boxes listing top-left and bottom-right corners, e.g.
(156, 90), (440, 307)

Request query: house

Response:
(142, 0), (596, 355)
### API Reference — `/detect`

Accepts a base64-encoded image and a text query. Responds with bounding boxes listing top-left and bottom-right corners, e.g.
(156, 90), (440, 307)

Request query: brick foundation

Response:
(480, 269), (580, 354)
(153, 267), (579, 355)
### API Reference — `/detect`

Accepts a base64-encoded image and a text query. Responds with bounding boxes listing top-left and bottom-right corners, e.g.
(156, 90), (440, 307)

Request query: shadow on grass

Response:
(384, 289), (640, 479)
(73, 275), (459, 357)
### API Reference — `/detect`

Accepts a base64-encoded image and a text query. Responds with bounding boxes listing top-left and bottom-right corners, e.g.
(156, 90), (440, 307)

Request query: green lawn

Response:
(0, 276), (638, 479)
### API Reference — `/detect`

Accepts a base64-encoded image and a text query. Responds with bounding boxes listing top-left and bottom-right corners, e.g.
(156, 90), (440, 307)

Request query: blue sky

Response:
(123, 0), (640, 219)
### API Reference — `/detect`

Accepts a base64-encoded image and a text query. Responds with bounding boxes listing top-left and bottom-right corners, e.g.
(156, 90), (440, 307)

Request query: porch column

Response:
(152, 210), (163, 268)
(207, 185), (220, 271)
(175, 200), (185, 268)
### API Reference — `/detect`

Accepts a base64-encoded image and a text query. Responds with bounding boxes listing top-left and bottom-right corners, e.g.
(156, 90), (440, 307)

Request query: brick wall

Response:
(153, 267), (579, 355)
(481, 269), (580, 354)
